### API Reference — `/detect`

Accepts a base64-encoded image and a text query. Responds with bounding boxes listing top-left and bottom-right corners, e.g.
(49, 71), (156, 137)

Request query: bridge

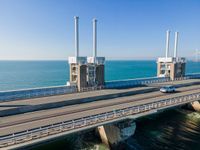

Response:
(0, 17), (200, 149)
(0, 74), (200, 149)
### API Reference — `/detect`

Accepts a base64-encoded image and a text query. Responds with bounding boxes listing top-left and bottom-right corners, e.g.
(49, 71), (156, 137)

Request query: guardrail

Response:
(1, 92), (200, 148)
(105, 73), (200, 89)
(105, 77), (170, 89)
(185, 73), (200, 79)
(79, 86), (104, 92)
(0, 85), (77, 102)
(105, 76), (193, 89)
(0, 73), (199, 102)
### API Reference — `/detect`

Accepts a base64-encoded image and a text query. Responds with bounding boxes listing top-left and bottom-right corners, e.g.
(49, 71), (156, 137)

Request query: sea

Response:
(0, 60), (200, 150)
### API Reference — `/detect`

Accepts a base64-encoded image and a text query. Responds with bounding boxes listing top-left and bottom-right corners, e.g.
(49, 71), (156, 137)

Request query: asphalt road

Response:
(0, 79), (199, 111)
(0, 79), (199, 136)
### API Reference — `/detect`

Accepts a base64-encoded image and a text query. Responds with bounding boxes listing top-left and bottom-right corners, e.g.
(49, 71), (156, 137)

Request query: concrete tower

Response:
(68, 17), (105, 91)
(87, 18), (105, 87)
(68, 16), (87, 91)
(157, 31), (186, 80)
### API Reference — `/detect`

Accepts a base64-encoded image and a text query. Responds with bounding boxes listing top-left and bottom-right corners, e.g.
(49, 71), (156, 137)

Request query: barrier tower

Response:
(157, 31), (186, 80)
(68, 17), (87, 91)
(68, 17), (105, 91)
(87, 19), (105, 87)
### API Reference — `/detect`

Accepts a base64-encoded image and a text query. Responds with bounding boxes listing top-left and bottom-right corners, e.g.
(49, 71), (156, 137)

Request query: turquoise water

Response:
(0, 60), (199, 91)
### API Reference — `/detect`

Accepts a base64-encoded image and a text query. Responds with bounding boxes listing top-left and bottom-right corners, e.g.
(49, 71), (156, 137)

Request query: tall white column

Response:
(165, 30), (170, 58)
(174, 32), (179, 58)
(93, 18), (97, 61)
(74, 16), (79, 57)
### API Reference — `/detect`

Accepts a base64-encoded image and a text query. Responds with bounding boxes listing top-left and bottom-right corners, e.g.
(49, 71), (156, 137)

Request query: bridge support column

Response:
(190, 101), (200, 112)
(97, 120), (136, 149)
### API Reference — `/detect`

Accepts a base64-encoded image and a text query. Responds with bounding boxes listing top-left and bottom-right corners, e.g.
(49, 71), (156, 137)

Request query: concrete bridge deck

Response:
(0, 79), (199, 136)
(0, 79), (199, 117)
(0, 78), (199, 149)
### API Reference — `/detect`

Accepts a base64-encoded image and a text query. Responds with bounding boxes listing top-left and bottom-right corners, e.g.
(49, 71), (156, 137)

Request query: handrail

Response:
(105, 76), (194, 89)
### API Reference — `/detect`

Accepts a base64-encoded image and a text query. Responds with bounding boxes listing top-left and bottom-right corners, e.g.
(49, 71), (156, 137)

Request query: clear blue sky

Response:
(0, 0), (199, 60)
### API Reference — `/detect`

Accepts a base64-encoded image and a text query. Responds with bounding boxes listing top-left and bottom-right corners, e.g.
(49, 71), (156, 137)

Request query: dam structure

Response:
(0, 17), (200, 149)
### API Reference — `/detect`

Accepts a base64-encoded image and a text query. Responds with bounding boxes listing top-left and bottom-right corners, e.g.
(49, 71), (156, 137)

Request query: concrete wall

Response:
(69, 64), (77, 83)
(172, 62), (186, 80)
(96, 65), (105, 86)
(157, 63), (161, 77)
(77, 65), (87, 91)
(157, 61), (186, 80)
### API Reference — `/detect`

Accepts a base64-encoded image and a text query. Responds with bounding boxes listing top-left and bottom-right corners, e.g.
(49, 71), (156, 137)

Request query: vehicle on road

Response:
(160, 85), (176, 93)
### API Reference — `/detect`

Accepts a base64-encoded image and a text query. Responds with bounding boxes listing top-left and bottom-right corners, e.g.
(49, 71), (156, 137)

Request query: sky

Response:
(0, 0), (200, 60)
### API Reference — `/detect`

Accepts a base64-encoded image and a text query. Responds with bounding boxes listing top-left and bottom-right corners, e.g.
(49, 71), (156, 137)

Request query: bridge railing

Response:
(1, 91), (200, 148)
(105, 77), (171, 89)
(79, 86), (104, 92)
(185, 73), (200, 79)
(0, 73), (199, 102)
(105, 73), (200, 89)
(0, 85), (77, 102)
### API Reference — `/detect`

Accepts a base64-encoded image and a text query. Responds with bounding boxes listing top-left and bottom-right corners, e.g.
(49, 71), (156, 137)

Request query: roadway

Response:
(0, 79), (199, 114)
(0, 79), (199, 137)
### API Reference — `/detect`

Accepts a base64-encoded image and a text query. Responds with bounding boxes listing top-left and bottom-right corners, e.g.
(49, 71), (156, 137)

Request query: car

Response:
(160, 85), (176, 93)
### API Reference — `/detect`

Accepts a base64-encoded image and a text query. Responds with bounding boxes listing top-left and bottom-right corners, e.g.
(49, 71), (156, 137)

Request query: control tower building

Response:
(157, 30), (186, 80)
(68, 17), (105, 91)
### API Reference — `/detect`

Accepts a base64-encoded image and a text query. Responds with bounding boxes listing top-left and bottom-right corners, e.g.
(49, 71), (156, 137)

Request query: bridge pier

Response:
(97, 120), (136, 149)
(190, 101), (200, 112)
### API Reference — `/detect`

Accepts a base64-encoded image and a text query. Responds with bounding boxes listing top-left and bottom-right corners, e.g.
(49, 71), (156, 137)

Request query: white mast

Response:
(174, 32), (179, 58)
(74, 16), (79, 57)
(93, 18), (97, 62)
(165, 30), (170, 58)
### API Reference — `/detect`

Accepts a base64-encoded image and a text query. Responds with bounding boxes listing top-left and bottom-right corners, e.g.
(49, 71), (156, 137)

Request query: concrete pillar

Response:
(97, 126), (111, 148)
(97, 120), (136, 149)
(157, 62), (161, 77)
(170, 63), (175, 80)
(96, 64), (105, 86)
(77, 65), (87, 91)
(190, 101), (200, 112)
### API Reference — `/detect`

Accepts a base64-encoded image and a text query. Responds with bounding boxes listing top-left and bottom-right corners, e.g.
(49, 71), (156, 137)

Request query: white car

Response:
(160, 85), (176, 93)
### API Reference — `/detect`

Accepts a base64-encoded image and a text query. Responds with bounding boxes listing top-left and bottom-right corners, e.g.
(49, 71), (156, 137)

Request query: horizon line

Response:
(0, 58), (197, 61)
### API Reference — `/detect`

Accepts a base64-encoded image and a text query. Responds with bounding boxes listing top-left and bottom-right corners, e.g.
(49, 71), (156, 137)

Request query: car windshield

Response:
(162, 86), (174, 89)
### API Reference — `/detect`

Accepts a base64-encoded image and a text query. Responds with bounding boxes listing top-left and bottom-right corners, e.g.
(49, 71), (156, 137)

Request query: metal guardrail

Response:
(0, 73), (199, 102)
(105, 76), (194, 89)
(0, 92), (200, 148)
(0, 85), (77, 102)
(79, 86), (104, 92)
(186, 73), (200, 79)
